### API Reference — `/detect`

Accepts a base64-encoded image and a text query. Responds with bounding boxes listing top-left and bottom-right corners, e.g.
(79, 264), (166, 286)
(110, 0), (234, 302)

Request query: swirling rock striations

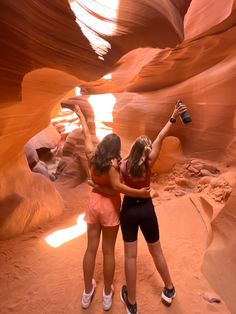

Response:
(0, 1), (235, 312)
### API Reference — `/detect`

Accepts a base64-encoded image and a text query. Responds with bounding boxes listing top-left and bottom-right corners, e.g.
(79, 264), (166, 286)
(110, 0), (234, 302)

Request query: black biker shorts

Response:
(120, 196), (159, 243)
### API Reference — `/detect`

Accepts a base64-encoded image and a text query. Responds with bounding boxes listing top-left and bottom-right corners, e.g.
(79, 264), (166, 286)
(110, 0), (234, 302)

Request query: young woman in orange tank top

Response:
(60, 97), (150, 311)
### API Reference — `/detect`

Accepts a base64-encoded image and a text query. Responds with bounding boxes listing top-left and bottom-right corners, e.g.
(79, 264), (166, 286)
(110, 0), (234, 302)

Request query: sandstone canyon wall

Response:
(0, 0), (190, 239)
(0, 0), (236, 312)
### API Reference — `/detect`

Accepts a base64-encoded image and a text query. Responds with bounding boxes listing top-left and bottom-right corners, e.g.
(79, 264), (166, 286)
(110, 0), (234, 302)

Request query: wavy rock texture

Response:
(0, 0), (190, 239)
(0, 0), (236, 312)
(202, 185), (236, 314)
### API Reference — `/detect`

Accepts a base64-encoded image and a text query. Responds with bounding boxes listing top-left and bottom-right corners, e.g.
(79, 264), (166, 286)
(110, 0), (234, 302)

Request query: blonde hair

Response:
(127, 135), (152, 178)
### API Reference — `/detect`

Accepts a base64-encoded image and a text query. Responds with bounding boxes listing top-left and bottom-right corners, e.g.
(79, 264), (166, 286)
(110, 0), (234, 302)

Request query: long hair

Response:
(127, 135), (152, 178)
(91, 133), (121, 174)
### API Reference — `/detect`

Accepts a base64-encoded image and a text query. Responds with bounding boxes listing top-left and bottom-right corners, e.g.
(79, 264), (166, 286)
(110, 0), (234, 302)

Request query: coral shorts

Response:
(84, 191), (121, 227)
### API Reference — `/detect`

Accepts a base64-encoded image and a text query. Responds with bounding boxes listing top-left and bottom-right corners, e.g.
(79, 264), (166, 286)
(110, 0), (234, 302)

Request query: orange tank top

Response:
(90, 166), (111, 186)
(90, 159), (119, 187)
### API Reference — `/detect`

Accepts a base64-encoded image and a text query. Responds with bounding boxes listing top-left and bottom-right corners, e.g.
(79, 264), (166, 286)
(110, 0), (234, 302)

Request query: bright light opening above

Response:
(88, 93), (116, 140)
(88, 93), (116, 121)
(75, 86), (82, 95)
(45, 214), (87, 248)
(102, 73), (112, 80)
(74, 86), (116, 141)
(69, 0), (120, 58)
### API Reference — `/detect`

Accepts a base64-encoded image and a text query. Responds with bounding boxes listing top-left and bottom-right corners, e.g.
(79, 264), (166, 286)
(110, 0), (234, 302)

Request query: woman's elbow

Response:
(111, 183), (121, 192)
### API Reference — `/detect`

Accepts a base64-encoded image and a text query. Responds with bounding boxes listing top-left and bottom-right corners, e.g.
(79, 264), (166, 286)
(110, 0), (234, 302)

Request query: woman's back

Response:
(120, 159), (151, 189)
(90, 167), (111, 186)
(90, 158), (119, 187)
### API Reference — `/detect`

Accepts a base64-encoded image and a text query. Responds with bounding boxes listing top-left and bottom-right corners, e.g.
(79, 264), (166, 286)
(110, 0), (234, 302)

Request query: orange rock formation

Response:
(0, 1), (235, 313)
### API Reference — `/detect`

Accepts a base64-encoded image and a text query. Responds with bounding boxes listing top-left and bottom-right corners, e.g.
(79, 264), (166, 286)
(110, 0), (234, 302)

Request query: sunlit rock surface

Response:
(0, 1), (236, 312)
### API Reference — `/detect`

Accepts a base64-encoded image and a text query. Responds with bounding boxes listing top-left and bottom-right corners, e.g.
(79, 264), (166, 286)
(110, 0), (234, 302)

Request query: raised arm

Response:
(108, 166), (150, 198)
(60, 99), (94, 161)
(148, 102), (187, 168)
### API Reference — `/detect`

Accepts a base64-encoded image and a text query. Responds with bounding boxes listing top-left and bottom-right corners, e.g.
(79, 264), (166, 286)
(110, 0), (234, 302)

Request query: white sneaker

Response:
(103, 285), (114, 311)
(161, 286), (176, 305)
(81, 279), (96, 309)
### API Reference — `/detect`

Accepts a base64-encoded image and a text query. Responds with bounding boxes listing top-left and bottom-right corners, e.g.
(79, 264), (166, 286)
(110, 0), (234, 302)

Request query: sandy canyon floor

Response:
(0, 167), (231, 314)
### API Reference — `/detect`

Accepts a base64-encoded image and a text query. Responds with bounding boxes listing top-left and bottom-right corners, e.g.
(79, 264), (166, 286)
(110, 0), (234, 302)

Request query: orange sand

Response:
(0, 177), (230, 314)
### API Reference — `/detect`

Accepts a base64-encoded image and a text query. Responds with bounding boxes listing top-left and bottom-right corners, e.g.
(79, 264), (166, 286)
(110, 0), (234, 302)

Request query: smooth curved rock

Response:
(0, 155), (63, 239)
(202, 185), (236, 314)
(0, 2), (236, 311)
(152, 136), (184, 173)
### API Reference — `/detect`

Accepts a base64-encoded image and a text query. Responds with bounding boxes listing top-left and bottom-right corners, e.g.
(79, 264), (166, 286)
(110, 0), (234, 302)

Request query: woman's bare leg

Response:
(83, 223), (101, 293)
(124, 241), (138, 304)
(147, 241), (173, 288)
(102, 225), (119, 294)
